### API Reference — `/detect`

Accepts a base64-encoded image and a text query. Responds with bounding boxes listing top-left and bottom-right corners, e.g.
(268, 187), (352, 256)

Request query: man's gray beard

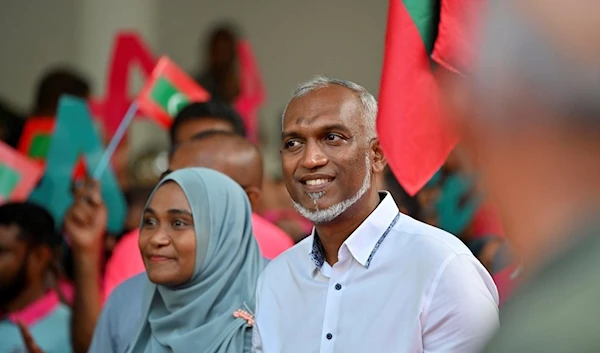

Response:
(293, 155), (372, 225)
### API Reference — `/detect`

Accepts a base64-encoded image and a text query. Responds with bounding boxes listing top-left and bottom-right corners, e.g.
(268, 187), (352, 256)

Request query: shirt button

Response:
(326, 333), (333, 340)
(335, 283), (342, 290)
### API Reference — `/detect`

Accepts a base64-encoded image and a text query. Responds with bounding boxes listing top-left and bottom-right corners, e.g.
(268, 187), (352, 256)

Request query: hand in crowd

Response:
(18, 321), (45, 353)
(64, 176), (107, 256)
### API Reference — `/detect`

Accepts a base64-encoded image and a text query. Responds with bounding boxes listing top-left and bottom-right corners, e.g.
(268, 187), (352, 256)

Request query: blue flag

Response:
(29, 96), (126, 234)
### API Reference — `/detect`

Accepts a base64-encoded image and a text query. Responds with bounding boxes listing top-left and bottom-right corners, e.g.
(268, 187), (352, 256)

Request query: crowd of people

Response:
(1, 0), (600, 352)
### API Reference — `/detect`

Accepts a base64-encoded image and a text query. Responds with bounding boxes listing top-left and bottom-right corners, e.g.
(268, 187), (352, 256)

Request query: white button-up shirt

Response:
(253, 193), (499, 353)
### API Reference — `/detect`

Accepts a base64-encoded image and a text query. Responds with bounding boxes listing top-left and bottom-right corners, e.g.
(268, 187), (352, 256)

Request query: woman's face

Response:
(139, 182), (196, 287)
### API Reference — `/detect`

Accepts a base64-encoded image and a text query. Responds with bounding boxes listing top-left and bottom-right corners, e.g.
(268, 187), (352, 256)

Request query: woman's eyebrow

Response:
(167, 209), (193, 217)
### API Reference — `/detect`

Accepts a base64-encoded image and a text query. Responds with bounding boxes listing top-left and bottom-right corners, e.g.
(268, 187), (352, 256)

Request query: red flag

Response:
(234, 40), (266, 144)
(0, 141), (44, 203)
(377, 0), (479, 196)
(137, 57), (211, 129)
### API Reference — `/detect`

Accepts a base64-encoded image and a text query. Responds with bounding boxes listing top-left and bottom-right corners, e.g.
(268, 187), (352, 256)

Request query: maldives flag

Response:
(17, 117), (55, 161)
(377, 0), (482, 196)
(0, 141), (43, 203)
(17, 116), (87, 179)
(138, 56), (211, 129)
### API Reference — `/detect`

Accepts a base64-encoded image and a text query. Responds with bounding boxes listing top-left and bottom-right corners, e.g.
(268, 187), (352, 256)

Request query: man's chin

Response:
(299, 196), (335, 211)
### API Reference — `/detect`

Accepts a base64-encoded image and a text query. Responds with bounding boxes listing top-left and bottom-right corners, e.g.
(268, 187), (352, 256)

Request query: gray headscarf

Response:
(126, 167), (264, 353)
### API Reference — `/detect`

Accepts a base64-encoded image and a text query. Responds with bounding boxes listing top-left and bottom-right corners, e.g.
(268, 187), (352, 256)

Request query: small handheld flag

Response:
(0, 141), (43, 203)
(17, 117), (55, 161)
(93, 102), (138, 179)
(138, 56), (211, 129)
(28, 96), (126, 233)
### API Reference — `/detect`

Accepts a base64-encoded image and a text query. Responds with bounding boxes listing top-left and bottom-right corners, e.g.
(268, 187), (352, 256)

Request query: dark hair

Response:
(124, 187), (154, 208)
(190, 129), (240, 142)
(169, 101), (246, 146)
(206, 24), (238, 51)
(33, 68), (90, 116)
(0, 202), (61, 247)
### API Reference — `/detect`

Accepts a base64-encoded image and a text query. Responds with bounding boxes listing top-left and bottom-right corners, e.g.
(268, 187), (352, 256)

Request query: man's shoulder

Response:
(390, 214), (474, 260)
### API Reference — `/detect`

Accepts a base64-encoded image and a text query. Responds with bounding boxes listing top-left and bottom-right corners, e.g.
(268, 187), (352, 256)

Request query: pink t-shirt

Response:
(6, 291), (61, 326)
(103, 213), (293, 299)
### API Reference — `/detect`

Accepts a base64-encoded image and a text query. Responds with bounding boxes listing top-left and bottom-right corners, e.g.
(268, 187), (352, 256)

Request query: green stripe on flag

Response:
(150, 77), (190, 117)
(29, 133), (52, 158)
(403, 0), (440, 54)
(0, 164), (21, 198)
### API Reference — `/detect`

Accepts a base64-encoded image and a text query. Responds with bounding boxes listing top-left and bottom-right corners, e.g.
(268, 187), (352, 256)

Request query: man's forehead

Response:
(283, 86), (362, 130)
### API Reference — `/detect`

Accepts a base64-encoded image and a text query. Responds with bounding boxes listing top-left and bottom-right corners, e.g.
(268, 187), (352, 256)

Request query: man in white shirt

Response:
(252, 76), (499, 353)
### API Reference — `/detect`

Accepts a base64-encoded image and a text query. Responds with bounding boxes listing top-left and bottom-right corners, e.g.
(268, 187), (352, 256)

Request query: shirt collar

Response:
(5, 290), (60, 326)
(309, 191), (400, 271)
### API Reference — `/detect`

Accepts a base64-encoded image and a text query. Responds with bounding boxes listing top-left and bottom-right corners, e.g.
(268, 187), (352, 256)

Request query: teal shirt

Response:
(0, 303), (72, 353)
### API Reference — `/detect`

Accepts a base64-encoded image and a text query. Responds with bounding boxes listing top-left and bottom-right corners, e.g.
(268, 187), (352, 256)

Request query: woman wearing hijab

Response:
(126, 168), (264, 353)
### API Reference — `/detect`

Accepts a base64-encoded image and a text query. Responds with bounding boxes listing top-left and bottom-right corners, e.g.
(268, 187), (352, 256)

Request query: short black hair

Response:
(190, 129), (240, 142)
(0, 202), (61, 247)
(169, 101), (246, 146)
(33, 68), (90, 116)
(124, 187), (154, 208)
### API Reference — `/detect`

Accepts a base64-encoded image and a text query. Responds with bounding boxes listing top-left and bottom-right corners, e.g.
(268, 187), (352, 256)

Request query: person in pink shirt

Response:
(103, 129), (294, 299)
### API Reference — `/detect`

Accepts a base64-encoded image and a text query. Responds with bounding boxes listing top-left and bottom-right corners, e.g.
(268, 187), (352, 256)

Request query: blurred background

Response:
(0, 0), (387, 177)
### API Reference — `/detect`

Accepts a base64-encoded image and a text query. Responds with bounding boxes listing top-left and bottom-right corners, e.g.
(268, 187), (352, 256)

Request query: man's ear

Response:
(370, 138), (387, 174)
(244, 186), (262, 211)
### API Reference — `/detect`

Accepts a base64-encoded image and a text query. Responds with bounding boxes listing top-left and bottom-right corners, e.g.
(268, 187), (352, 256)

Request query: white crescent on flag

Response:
(167, 93), (187, 116)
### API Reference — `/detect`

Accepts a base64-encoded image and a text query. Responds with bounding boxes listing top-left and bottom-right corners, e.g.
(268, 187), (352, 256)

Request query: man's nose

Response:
(301, 142), (328, 170)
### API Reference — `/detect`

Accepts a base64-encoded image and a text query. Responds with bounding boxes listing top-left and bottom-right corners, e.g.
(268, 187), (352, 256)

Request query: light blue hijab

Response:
(126, 168), (264, 353)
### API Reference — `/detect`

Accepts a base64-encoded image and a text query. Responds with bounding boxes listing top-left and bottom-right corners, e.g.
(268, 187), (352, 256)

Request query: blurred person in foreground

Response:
(252, 76), (499, 353)
(0, 202), (68, 353)
(446, 1), (600, 351)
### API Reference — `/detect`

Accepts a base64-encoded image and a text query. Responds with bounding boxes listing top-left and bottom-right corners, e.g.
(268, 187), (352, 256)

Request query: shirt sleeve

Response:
(422, 254), (500, 353)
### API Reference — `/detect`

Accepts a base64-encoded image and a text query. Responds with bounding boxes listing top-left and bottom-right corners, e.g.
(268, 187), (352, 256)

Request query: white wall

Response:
(0, 0), (80, 112)
(0, 0), (387, 174)
(156, 0), (387, 173)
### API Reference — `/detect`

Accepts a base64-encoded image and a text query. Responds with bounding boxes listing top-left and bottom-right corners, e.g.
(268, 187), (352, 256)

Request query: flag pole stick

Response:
(93, 101), (138, 180)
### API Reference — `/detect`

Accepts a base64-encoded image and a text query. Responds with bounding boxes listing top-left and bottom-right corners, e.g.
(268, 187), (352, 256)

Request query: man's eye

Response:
(285, 140), (299, 149)
(326, 134), (342, 141)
